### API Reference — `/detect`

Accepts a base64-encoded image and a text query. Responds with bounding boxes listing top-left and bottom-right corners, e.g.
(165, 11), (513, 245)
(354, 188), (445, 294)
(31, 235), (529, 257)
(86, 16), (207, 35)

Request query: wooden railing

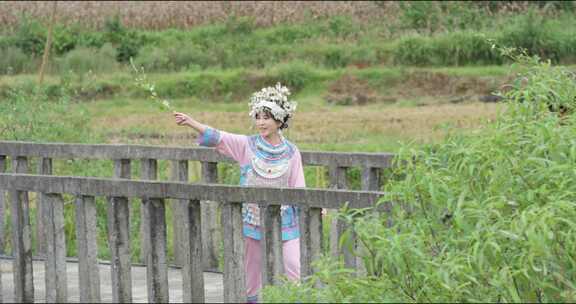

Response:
(0, 141), (392, 303)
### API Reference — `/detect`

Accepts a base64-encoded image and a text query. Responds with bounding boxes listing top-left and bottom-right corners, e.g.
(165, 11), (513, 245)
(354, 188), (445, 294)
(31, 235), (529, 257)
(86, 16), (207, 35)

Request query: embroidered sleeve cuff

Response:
(197, 127), (222, 147)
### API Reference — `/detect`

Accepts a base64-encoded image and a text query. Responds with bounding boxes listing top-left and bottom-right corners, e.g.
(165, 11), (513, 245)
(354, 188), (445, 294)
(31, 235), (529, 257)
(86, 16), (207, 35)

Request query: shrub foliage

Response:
(262, 51), (576, 302)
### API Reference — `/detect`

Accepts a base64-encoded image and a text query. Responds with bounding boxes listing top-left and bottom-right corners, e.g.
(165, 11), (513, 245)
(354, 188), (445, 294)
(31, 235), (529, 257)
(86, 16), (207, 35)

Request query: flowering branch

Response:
(129, 58), (173, 112)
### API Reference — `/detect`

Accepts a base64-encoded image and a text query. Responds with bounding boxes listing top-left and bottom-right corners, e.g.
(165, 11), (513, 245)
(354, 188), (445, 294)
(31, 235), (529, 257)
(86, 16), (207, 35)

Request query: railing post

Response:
(299, 206), (323, 280)
(0, 155), (6, 255)
(139, 159), (153, 265)
(0, 155), (5, 304)
(201, 161), (220, 271)
(361, 167), (381, 192)
(44, 193), (67, 303)
(108, 159), (132, 303)
(260, 204), (283, 287)
(173, 160), (206, 302)
(169, 160), (183, 266)
(142, 159), (169, 303)
(75, 195), (101, 303)
(222, 201), (246, 302)
(11, 156), (34, 302)
(36, 157), (52, 258)
(181, 198), (205, 303)
(359, 166), (381, 275)
(328, 165), (357, 270)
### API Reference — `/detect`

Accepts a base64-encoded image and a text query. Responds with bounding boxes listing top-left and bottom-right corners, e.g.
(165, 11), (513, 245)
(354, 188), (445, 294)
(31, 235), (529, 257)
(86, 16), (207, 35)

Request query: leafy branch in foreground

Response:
(263, 46), (576, 302)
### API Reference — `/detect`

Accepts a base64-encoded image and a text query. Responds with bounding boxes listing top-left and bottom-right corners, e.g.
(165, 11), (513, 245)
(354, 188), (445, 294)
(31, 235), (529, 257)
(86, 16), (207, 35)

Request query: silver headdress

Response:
(248, 83), (297, 126)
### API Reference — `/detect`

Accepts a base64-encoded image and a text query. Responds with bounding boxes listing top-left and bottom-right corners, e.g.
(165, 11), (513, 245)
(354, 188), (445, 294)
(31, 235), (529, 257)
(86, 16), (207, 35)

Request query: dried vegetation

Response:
(0, 1), (398, 31)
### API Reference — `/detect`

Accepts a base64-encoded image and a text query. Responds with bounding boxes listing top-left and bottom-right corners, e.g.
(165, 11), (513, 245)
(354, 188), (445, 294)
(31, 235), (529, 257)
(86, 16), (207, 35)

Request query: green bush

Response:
(392, 35), (435, 65)
(13, 14), (46, 56)
(216, 37), (272, 69)
(260, 24), (318, 44)
(133, 46), (170, 72)
(297, 44), (355, 68)
(225, 15), (257, 35)
(57, 44), (118, 74)
(439, 2), (487, 31)
(432, 31), (502, 66)
(0, 81), (93, 142)
(103, 15), (145, 62)
(187, 24), (228, 49)
(398, 1), (441, 33)
(0, 35), (18, 49)
(52, 24), (79, 55)
(272, 61), (316, 91)
(499, 11), (576, 64)
(326, 15), (357, 39)
(76, 31), (107, 49)
(141, 68), (257, 101)
(263, 51), (576, 302)
(0, 46), (30, 74)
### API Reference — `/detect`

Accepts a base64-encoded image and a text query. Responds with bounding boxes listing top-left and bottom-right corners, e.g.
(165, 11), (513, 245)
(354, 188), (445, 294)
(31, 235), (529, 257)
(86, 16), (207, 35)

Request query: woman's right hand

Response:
(174, 112), (193, 127)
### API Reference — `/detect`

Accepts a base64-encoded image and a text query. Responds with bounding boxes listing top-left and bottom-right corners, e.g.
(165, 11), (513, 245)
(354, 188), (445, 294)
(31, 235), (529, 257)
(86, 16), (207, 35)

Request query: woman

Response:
(173, 83), (304, 303)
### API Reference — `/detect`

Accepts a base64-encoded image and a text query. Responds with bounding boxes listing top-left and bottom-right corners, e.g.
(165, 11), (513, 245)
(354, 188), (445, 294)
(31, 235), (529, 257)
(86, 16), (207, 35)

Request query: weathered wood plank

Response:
(0, 155), (5, 303)
(10, 156), (34, 302)
(299, 207), (323, 279)
(75, 195), (101, 303)
(139, 159), (154, 265)
(328, 165), (348, 190)
(44, 193), (67, 303)
(329, 165), (357, 270)
(108, 159), (132, 303)
(361, 167), (381, 192)
(0, 155), (6, 255)
(170, 160), (187, 266)
(0, 174), (386, 210)
(201, 161), (220, 271)
(36, 157), (52, 258)
(143, 197), (169, 303)
(181, 199), (205, 303)
(0, 141), (230, 162)
(260, 205), (284, 287)
(358, 166), (381, 275)
(0, 141), (394, 168)
(221, 202), (246, 302)
(141, 159), (169, 303)
(303, 151), (395, 168)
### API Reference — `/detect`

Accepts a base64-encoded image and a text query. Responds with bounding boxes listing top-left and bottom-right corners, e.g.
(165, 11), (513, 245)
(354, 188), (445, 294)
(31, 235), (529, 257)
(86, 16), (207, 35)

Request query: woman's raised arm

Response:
(173, 111), (208, 134)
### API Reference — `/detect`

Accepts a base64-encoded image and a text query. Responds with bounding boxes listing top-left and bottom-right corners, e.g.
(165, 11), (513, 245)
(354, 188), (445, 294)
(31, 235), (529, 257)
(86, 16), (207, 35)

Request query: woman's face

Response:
(254, 111), (282, 138)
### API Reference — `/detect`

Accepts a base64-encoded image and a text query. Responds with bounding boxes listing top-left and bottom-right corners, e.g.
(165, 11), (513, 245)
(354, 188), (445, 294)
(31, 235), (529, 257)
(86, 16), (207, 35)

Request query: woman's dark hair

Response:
(260, 107), (290, 130)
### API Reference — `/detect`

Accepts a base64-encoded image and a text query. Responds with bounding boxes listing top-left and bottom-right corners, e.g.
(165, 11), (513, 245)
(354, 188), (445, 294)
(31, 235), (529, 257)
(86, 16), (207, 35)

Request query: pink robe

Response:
(198, 127), (303, 301)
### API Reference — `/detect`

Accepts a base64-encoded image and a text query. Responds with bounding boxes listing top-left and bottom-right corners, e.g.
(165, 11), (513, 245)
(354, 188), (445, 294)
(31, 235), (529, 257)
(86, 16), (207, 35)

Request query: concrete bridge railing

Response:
(0, 140), (392, 303)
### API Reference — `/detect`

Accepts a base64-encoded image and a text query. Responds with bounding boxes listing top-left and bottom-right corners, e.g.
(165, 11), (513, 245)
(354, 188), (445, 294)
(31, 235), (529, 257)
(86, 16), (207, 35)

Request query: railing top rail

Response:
(0, 141), (394, 168)
(0, 173), (389, 211)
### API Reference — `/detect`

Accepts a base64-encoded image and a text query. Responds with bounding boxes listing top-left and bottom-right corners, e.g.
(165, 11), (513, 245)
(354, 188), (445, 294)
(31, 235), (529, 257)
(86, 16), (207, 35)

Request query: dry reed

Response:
(0, 1), (399, 32)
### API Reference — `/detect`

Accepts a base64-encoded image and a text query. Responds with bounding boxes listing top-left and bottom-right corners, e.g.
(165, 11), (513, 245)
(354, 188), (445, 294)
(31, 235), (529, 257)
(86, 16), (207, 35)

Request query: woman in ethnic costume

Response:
(173, 83), (303, 303)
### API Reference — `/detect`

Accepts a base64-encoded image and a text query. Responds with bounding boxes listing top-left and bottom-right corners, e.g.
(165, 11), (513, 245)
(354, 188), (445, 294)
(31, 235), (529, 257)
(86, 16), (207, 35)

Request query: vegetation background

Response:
(1, 1), (575, 301)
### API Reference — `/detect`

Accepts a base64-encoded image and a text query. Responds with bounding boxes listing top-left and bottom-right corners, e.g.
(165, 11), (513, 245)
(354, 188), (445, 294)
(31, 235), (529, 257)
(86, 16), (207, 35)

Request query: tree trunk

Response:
(38, 1), (58, 85)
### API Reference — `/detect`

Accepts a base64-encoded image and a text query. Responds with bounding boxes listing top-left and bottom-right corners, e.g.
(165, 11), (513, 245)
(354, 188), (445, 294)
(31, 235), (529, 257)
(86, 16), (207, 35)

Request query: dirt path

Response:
(0, 259), (223, 303)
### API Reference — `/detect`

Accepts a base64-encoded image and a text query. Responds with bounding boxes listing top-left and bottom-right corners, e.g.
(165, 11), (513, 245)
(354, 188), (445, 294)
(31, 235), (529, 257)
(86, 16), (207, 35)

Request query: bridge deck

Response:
(0, 259), (224, 303)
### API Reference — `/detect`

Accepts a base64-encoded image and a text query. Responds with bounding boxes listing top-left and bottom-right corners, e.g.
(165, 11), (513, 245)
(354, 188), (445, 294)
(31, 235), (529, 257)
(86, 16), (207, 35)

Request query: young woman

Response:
(173, 83), (304, 303)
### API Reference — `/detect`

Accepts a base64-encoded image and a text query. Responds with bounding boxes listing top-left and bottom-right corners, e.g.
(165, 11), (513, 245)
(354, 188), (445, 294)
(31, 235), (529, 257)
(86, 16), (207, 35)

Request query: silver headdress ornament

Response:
(248, 83), (297, 124)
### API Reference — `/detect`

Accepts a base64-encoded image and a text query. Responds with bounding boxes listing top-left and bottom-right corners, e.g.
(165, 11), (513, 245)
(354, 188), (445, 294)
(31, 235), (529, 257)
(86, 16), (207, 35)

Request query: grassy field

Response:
(0, 64), (517, 152)
(88, 93), (502, 153)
